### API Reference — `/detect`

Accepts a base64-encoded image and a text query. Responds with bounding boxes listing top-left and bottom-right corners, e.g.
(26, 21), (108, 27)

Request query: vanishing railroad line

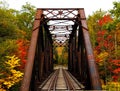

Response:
(38, 67), (84, 91)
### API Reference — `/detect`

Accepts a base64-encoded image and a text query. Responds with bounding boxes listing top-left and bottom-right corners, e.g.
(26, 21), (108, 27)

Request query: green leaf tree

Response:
(87, 9), (106, 47)
(16, 2), (36, 40)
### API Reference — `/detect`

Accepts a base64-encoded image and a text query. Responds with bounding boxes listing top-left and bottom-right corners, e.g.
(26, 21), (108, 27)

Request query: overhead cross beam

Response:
(41, 8), (80, 46)
(43, 8), (78, 20)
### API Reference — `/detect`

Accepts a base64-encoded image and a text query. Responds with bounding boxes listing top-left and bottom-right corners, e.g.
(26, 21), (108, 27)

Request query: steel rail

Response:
(67, 71), (85, 89)
(62, 69), (76, 91)
(40, 68), (84, 91)
(38, 71), (55, 90)
(47, 69), (59, 91)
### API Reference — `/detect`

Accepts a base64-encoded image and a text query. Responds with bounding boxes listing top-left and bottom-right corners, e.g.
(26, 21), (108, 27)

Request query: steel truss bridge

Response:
(20, 8), (102, 91)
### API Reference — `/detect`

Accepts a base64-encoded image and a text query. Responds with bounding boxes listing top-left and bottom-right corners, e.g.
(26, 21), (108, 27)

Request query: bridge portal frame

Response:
(20, 8), (102, 91)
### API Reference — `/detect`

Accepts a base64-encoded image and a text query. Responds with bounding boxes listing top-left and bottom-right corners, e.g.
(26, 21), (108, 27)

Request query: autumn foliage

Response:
(95, 14), (120, 82)
(111, 59), (120, 81)
(0, 55), (23, 90)
(16, 39), (29, 69)
(98, 15), (113, 26)
(0, 39), (29, 90)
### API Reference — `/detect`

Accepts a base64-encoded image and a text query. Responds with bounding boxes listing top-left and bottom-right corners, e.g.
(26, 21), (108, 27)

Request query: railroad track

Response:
(38, 67), (84, 91)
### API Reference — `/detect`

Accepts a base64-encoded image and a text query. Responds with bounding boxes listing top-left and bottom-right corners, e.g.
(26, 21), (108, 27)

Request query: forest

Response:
(0, 1), (120, 91)
(87, 1), (120, 90)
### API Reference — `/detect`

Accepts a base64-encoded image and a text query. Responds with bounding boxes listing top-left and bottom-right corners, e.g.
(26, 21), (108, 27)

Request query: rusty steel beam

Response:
(41, 8), (80, 10)
(35, 18), (86, 21)
(37, 26), (45, 81)
(20, 9), (43, 91)
(73, 43), (76, 73)
(77, 22), (84, 82)
(45, 35), (49, 74)
(49, 42), (53, 72)
(49, 45), (52, 72)
(72, 35), (77, 73)
(71, 41), (74, 72)
(39, 52), (44, 80)
(44, 18), (86, 20)
(77, 25), (84, 82)
(69, 23), (78, 43)
(50, 44), (53, 72)
(45, 18), (77, 20)
(77, 51), (82, 79)
(78, 9), (102, 90)
(44, 24), (53, 44)
(68, 43), (72, 71)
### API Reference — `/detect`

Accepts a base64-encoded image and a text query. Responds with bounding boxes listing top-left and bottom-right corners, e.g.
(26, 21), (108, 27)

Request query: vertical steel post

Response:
(68, 43), (72, 72)
(20, 9), (43, 91)
(51, 45), (53, 71)
(49, 44), (52, 72)
(39, 52), (44, 80)
(45, 33), (49, 75)
(73, 37), (76, 73)
(68, 43), (70, 71)
(38, 26), (44, 81)
(77, 27), (82, 80)
(49, 42), (53, 72)
(74, 29), (77, 73)
(78, 9), (102, 90)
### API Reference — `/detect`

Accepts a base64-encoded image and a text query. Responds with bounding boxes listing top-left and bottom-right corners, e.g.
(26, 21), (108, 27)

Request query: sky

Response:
(5, 0), (120, 17)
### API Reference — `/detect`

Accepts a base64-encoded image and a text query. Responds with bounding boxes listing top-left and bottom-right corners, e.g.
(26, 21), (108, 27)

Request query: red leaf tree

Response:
(98, 15), (113, 26)
(94, 14), (120, 82)
(16, 39), (29, 69)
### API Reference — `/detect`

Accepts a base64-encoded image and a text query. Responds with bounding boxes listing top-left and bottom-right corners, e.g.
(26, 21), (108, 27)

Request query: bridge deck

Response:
(38, 66), (84, 91)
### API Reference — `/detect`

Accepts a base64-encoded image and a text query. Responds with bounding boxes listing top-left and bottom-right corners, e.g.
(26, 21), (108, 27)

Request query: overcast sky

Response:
(6, 0), (119, 17)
